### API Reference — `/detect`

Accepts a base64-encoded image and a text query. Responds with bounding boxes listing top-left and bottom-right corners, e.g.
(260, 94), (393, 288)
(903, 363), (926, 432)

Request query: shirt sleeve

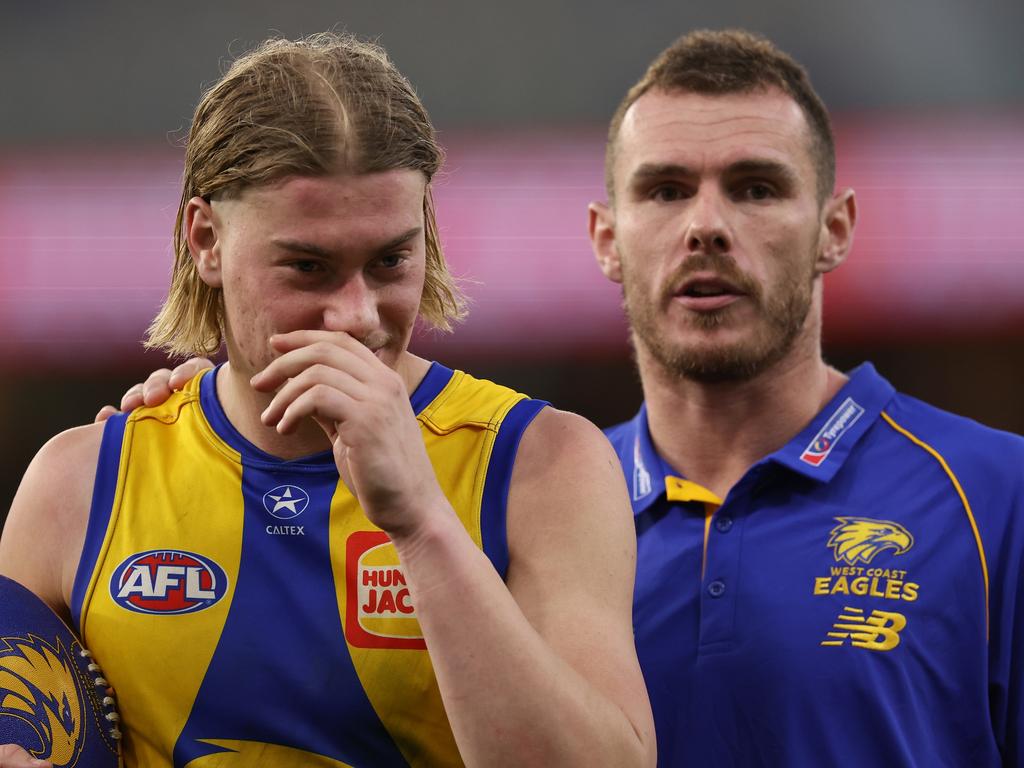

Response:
(985, 445), (1024, 767)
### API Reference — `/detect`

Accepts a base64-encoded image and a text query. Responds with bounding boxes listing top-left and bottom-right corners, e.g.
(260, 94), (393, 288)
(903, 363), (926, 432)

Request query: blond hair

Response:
(607, 29), (836, 203)
(147, 32), (466, 358)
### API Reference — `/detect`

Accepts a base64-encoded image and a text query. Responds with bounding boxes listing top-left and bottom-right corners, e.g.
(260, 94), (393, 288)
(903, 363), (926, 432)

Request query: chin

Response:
(647, 327), (795, 383)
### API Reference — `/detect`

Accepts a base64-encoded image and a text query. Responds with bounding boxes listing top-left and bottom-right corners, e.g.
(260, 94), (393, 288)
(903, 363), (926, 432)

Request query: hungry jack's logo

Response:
(345, 531), (426, 650)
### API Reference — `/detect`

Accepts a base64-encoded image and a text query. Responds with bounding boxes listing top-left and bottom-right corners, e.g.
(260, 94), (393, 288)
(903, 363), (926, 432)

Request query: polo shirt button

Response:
(707, 580), (726, 598)
(715, 516), (733, 533)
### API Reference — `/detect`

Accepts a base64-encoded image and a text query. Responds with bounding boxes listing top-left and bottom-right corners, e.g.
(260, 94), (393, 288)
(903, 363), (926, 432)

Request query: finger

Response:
(119, 383), (145, 412)
(252, 341), (375, 392)
(271, 330), (380, 366)
(169, 357), (214, 389)
(261, 365), (367, 428)
(273, 384), (357, 436)
(0, 744), (51, 767)
(140, 368), (173, 406)
(333, 441), (355, 493)
(94, 404), (120, 423)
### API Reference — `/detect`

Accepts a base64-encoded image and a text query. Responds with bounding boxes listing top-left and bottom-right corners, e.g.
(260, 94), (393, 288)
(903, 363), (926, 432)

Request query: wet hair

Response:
(147, 32), (465, 357)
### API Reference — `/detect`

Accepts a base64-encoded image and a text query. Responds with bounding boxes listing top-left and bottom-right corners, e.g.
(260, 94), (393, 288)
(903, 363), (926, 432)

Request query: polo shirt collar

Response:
(623, 402), (683, 516)
(620, 363), (896, 516)
(770, 362), (895, 481)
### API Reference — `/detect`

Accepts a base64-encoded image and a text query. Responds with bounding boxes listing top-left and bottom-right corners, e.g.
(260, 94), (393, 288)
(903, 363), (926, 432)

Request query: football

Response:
(0, 575), (120, 767)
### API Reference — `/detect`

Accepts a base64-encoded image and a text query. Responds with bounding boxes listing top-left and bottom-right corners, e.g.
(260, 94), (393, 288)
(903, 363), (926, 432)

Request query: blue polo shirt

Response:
(605, 364), (1024, 767)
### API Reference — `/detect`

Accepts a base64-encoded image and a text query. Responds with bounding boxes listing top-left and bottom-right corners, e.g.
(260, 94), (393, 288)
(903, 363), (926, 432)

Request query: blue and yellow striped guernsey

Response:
(70, 362), (547, 768)
(606, 363), (1024, 768)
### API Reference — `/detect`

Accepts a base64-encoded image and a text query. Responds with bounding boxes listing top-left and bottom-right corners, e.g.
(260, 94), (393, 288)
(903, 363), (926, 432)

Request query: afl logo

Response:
(110, 550), (228, 615)
(263, 484), (309, 520)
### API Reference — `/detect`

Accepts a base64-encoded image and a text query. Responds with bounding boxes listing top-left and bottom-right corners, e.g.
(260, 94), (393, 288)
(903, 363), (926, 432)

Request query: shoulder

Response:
(516, 407), (622, 483)
(602, 416), (637, 462)
(11, 421), (107, 521)
(879, 391), (1024, 545)
(881, 391), (1024, 492)
(0, 420), (108, 615)
(506, 405), (635, 599)
(417, 367), (534, 432)
(603, 416), (634, 443)
(508, 408), (633, 551)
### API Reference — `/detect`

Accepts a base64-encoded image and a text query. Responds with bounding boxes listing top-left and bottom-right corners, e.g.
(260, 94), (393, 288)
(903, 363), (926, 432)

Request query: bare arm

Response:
(401, 408), (656, 767)
(0, 425), (102, 766)
(0, 424), (102, 620)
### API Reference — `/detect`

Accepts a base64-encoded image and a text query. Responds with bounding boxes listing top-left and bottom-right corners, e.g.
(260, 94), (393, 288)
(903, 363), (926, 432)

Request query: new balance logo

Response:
(821, 607), (906, 651)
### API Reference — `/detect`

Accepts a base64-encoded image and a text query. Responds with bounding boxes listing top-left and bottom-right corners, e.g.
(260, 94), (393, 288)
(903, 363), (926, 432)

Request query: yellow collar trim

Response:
(665, 476), (723, 506)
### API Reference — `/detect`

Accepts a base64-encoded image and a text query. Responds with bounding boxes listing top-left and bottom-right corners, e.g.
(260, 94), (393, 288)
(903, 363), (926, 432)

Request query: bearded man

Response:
(589, 29), (1022, 767)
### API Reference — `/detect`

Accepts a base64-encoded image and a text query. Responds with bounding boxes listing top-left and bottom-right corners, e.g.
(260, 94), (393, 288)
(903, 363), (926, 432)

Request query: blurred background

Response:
(1, 0), (1022, 518)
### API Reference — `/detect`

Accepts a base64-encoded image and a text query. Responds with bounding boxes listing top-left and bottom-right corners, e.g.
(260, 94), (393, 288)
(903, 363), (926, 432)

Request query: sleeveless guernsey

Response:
(71, 362), (546, 767)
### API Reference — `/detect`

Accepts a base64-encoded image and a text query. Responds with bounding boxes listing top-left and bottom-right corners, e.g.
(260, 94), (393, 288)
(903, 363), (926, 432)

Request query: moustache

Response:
(664, 253), (761, 302)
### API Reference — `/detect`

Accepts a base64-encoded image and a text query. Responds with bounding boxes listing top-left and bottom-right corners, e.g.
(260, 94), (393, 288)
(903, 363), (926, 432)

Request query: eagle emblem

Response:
(827, 517), (914, 565)
(0, 634), (85, 766)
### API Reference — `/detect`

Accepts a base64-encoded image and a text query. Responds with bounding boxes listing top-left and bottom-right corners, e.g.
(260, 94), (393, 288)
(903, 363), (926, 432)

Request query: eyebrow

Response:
(629, 159), (799, 186)
(725, 160), (799, 186)
(629, 163), (695, 186)
(271, 226), (422, 257)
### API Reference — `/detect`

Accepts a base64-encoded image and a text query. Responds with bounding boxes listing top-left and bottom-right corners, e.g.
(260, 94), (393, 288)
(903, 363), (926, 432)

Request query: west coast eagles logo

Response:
(0, 634), (86, 766)
(827, 517), (914, 565)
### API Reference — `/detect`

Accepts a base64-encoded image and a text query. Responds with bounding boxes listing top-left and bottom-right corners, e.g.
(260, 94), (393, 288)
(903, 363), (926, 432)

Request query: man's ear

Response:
(185, 197), (224, 287)
(816, 188), (857, 274)
(589, 201), (623, 284)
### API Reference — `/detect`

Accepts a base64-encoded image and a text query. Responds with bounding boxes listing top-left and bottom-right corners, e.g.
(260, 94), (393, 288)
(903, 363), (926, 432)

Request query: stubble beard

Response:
(623, 253), (816, 384)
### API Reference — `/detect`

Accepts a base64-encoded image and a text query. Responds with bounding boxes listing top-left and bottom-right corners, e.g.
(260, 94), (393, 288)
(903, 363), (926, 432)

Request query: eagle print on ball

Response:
(0, 575), (120, 767)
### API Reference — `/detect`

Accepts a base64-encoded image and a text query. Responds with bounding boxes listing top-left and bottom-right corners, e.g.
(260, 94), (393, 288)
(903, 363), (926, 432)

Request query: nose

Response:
(322, 275), (379, 341)
(685, 188), (732, 255)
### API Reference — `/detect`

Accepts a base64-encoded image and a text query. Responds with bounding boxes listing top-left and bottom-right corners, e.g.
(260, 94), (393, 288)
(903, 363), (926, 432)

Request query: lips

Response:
(673, 274), (746, 311)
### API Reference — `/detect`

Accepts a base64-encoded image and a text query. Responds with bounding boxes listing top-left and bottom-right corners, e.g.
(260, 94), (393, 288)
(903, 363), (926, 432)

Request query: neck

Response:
(215, 351), (431, 461)
(638, 339), (846, 500)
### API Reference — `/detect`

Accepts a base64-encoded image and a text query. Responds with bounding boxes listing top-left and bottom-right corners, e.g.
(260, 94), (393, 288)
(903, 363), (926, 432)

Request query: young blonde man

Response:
(0, 34), (654, 768)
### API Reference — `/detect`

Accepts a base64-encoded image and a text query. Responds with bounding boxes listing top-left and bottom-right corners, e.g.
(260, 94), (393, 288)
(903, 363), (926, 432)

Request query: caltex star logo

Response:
(262, 484), (310, 520)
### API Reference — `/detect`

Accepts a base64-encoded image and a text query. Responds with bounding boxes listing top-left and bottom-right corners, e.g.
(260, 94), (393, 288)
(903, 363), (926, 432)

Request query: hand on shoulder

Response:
(94, 357), (213, 423)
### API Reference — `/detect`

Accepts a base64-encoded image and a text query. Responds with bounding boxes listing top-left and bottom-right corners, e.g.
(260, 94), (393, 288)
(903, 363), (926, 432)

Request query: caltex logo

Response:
(263, 484), (309, 519)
